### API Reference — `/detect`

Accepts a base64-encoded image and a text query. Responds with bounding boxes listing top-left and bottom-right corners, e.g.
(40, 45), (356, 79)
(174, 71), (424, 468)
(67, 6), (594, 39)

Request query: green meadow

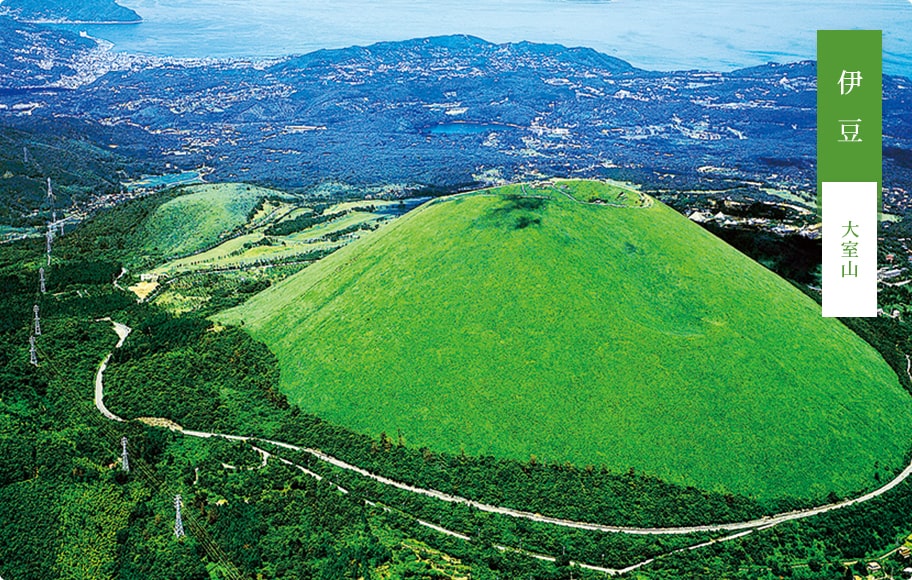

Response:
(216, 180), (912, 501)
(146, 192), (396, 276)
(139, 183), (292, 258)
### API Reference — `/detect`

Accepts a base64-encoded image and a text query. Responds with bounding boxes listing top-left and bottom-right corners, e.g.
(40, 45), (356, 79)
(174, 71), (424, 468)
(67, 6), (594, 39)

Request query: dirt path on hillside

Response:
(93, 319), (132, 422)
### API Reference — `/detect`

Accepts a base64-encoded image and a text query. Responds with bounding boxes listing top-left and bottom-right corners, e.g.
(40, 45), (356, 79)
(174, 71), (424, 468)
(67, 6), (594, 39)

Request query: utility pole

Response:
(121, 437), (129, 472)
(33, 304), (41, 336)
(174, 494), (185, 538)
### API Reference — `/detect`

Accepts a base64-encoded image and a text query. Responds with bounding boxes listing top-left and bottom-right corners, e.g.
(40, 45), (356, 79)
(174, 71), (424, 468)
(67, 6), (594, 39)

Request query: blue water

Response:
(374, 197), (434, 216)
(124, 170), (202, 190)
(66, 0), (912, 77)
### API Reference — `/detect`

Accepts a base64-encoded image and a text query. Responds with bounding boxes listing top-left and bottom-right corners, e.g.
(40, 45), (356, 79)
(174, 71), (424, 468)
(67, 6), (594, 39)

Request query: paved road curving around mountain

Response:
(230, 436), (912, 536)
(93, 319), (912, 570)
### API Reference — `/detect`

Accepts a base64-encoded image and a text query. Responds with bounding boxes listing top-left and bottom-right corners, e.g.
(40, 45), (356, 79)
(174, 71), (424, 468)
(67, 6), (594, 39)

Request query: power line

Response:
(29, 312), (245, 580)
(45, 228), (52, 266)
(174, 494), (185, 538)
(121, 436), (129, 473)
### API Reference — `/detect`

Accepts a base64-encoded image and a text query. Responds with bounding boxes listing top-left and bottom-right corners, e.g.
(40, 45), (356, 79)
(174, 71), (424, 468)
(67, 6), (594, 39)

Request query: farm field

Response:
(216, 179), (912, 502)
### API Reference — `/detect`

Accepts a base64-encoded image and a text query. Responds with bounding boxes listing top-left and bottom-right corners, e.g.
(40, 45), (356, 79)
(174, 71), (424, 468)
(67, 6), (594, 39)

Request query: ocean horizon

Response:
(52, 0), (912, 77)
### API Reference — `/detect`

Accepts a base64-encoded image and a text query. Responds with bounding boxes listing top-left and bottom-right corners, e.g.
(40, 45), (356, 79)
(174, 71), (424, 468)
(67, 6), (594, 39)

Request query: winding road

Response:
(93, 318), (131, 422)
(93, 319), (912, 572)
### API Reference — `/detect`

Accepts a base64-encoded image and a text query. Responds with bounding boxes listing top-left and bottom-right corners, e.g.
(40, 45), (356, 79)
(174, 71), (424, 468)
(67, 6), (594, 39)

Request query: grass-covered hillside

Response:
(216, 180), (912, 501)
(137, 183), (293, 259)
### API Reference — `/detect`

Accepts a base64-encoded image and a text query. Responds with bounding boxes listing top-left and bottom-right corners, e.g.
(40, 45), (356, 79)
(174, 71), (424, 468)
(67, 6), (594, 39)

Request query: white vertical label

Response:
(822, 181), (877, 317)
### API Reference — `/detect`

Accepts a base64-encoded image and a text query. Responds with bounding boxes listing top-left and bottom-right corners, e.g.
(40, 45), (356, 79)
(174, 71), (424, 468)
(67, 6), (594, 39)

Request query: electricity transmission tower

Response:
(33, 305), (41, 336)
(39, 267), (46, 294)
(174, 495), (185, 538)
(29, 335), (37, 366)
(121, 437), (129, 472)
(45, 228), (52, 265)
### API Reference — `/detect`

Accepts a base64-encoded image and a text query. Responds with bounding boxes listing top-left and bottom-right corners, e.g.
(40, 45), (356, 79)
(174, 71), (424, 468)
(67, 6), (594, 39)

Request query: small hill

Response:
(55, 182), (294, 269)
(138, 183), (292, 259)
(216, 180), (912, 501)
(2, 0), (141, 22)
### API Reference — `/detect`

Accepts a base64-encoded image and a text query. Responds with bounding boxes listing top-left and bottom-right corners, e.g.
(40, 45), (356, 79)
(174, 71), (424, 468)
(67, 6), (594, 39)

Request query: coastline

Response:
(18, 18), (142, 24)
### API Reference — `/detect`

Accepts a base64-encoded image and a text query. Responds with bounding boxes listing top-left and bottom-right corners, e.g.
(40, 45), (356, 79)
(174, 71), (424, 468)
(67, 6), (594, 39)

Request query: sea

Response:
(58, 0), (912, 78)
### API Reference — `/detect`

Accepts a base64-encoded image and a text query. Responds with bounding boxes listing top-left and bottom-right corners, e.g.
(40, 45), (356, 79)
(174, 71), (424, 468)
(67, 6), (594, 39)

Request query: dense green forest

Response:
(4, 183), (912, 579)
(0, 125), (161, 226)
(0, 231), (585, 579)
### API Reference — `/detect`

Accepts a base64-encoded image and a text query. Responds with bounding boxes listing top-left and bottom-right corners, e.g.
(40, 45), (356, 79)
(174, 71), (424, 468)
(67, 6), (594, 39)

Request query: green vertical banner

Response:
(818, 30), (882, 317)
(818, 30), (882, 200)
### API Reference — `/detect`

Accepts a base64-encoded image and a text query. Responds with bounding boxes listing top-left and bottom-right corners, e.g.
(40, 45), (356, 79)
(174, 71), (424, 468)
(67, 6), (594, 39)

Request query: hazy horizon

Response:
(49, 0), (912, 77)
